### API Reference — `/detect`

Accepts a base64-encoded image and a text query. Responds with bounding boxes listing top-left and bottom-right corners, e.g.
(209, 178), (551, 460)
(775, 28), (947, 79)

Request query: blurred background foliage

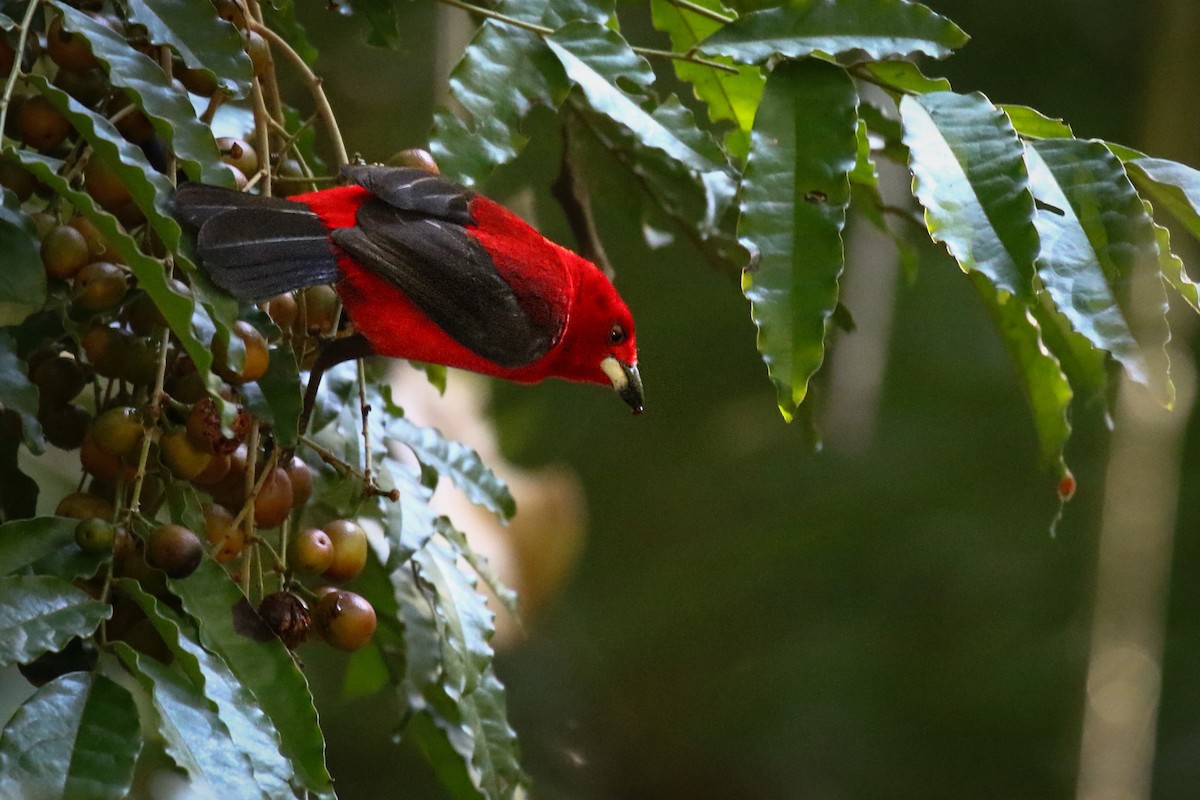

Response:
(288, 0), (1200, 797)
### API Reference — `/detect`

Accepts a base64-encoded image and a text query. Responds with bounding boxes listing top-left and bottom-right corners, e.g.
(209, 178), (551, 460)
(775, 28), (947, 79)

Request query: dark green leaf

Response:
(739, 59), (858, 419)
(541, 0), (613, 27)
(4, 148), (221, 376)
(260, 0), (318, 65)
(166, 557), (333, 794)
(1001, 105), (1073, 140)
(53, 3), (233, 186)
(431, 0), (565, 185)
(551, 21), (655, 96)
(650, 0), (762, 161)
(119, 580), (296, 797)
(126, 0), (253, 97)
(115, 643), (266, 800)
(0, 517), (83, 576)
(386, 415), (516, 521)
(0, 190), (45, 327)
(857, 59), (950, 95)
(971, 273), (1072, 476)
(1127, 157), (1200, 243)
(241, 344), (302, 449)
(1025, 138), (1172, 405)
(352, 0), (401, 48)
(850, 117), (877, 188)
(0, 417), (38, 521)
(29, 76), (179, 249)
(700, 0), (969, 65)
(0, 672), (141, 800)
(0, 329), (44, 452)
(0, 575), (110, 667)
(900, 91), (1038, 300)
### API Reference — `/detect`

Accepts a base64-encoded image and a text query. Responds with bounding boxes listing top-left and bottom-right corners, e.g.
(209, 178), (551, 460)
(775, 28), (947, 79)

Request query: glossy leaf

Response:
(0, 517), (82, 576)
(167, 557), (333, 794)
(1001, 105), (1073, 140)
(4, 149), (221, 376)
(1127, 157), (1200, 243)
(0, 190), (44, 327)
(0, 672), (140, 800)
(119, 581), (295, 797)
(0, 575), (110, 668)
(0, 330), (44, 453)
(431, 0), (563, 185)
(241, 344), (302, 449)
(386, 413), (516, 521)
(116, 644), (266, 800)
(857, 59), (951, 95)
(739, 59), (859, 420)
(1025, 138), (1172, 404)
(971, 273), (1072, 476)
(900, 91), (1038, 300)
(28, 76), (179, 249)
(126, 0), (253, 97)
(700, 0), (969, 65)
(440, 519), (518, 617)
(53, 3), (233, 186)
(1147, 202), (1200, 313)
(650, 0), (762, 161)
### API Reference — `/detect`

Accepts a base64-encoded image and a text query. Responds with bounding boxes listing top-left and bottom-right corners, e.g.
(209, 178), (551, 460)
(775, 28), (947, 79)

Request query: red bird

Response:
(174, 165), (643, 424)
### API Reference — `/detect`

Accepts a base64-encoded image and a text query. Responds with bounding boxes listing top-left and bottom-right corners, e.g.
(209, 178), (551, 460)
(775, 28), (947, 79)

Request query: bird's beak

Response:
(601, 355), (644, 415)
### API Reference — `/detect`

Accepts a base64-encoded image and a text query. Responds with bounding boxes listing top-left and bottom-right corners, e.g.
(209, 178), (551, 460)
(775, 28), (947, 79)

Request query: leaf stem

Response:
(0, 0), (39, 139)
(249, 21), (349, 167)
(125, 328), (172, 520)
(634, 46), (738, 75)
(666, 0), (735, 25)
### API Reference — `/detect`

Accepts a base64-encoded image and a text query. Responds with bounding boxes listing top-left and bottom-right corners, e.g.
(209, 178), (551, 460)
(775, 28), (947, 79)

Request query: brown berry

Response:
(55, 491), (114, 521)
(253, 467), (294, 529)
(290, 527), (334, 574)
(47, 15), (100, 73)
(147, 524), (203, 578)
(72, 261), (128, 312)
(215, 136), (258, 177)
(160, 427), (213, 480)
(321, 519), (368, 582)
(32, 355), (88, 405)
(41, 224), (91, 281)
(314, 590), (376, 651)
(283, 455), (313, 508)
(18, 95), (72, 152)
(41, 403), (90, 450)
(202, 503), (244, 563)
(90, 405), (143, 458)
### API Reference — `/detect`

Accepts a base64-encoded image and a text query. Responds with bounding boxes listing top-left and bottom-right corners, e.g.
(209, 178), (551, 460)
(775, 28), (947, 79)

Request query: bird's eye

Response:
(608, 324), (626, 346)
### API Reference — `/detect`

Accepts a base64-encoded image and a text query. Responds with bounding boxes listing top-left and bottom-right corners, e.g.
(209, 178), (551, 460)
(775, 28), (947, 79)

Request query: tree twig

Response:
(666, 0), (735, 25)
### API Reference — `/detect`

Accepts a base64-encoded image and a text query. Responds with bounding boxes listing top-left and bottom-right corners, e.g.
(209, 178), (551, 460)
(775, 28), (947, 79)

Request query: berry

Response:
(290, 528), (334, 574)
(41, 224), (91, 281)
(313, 590), (376, 651)
(253, 467), (294, 529)
(321, 519), (368, 582)
(258, 591), (310, 649)
(147, 524), (203, 578)
(74, 517), (116, 553)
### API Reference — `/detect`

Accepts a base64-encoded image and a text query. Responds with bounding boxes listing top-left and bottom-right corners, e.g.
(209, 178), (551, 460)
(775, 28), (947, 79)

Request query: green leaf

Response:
(1025, 138), (1172, 404)
(0, 416), (38, 521)
(0, 575), (110, 668)
(28, 75), (179, 249)
(115, 643), (266, 800)
(4, 149), (221, 376)
(548, 25), (737, 246)
(166, 557), (333, 794)
(352, 0), (401, 48)
(386, 414), (516, 521)
(1147, 201), (1200, 313)
(0, 329), (44, 453)
(900, 91), (1038, 300)
(700, 0), (969, 65)
(440, 519), (518, 617)
(1127, 157), (1200, 243)
(0, 190), (45, 327)
(738, 59), (859, 420)
(431, 0), (564, 185)
(241, 344), (302, 449)
(118, 580), (296, 797)
(551, 20), (655, 96)
(850, 117), (877, 188)
(259, 0), (318, 65)
(650, 0), (762, 161)
(125, 0), (253, 97)
(0, 517), (83, 576)
(1001, 105), (1074, 140)
(971, 273), (1072, 476)
(857, 59), (951, 95)
(1105, 141), (1147, 163)
(53, 3), (233, 187)
(0, 672), (141, 800)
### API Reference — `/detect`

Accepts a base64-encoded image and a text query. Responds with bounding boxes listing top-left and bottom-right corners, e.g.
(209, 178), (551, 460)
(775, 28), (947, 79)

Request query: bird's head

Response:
(556, 258), (643, 414)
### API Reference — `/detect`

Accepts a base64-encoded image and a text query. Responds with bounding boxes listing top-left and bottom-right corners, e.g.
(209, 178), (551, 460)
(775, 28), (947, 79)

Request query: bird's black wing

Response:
(331, 195), (560, 369)
(173, 183), (340, 300)
(339, 165), (474, 224)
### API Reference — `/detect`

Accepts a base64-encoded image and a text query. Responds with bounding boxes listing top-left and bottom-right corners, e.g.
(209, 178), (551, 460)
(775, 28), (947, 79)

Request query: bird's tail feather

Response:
(173, 183), (341, 301)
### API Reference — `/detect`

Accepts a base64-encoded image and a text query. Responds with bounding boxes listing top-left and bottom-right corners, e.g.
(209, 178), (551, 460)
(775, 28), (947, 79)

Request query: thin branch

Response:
(298, 435), (399, 502)
(0, 0), (39, 138)
(357, 360), (373, 491)
(126, 328), (171, 520)
(249, 21), (349, 167)
(249, 75), (273, 196)
(633, 47), (739, 74)
(666, 0), (735, 25)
